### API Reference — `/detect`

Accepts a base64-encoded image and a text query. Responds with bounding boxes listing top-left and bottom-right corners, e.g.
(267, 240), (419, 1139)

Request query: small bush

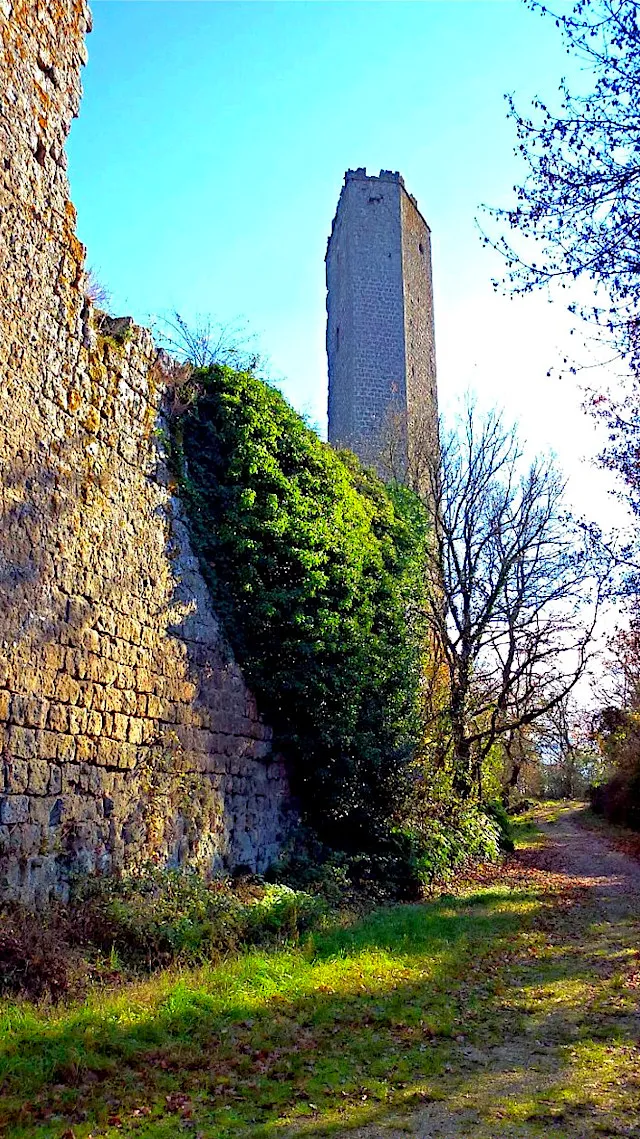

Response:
(245, 883), (327, 941)
(0, 905), (89, 1000)
(77, 869), (246, 969)
(483, 800), (516, 852)
(76, 869), (327, 971)
(589, 773), (640, 830)
(269, 809), (503, 903)
(506, 797), (536, 816)
(412, 808), (502, 887)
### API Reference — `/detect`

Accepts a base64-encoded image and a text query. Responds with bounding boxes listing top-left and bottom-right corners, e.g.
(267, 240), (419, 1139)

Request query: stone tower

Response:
(326, 169), (438, 484)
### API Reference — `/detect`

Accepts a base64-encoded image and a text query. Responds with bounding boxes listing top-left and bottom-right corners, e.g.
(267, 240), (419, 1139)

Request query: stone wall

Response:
(0, 0), (292, 907)
(326, 168), (438, 485)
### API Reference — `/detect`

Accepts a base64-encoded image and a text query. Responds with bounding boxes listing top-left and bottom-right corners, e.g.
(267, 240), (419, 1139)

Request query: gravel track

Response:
(294, 809), (640, 1139)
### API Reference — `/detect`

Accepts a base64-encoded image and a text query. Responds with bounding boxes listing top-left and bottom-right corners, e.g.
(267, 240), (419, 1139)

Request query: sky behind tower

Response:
(67, 0), (630, 531)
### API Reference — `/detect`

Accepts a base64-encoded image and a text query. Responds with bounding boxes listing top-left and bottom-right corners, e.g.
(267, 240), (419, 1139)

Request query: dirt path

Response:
(325, 809), (640, 1139)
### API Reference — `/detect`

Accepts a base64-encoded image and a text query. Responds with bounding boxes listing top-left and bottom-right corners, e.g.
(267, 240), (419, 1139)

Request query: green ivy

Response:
(174, 365), (429, 849)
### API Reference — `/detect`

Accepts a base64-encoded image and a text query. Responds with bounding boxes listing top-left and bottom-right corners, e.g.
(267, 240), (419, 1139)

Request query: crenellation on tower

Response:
(326, 168), (439, 487)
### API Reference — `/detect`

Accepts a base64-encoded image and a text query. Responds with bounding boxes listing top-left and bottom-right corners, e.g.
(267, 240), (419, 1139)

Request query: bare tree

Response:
(155, 311), (261, 372)
(421, 404), (611, 799)
(501, 723), (541, 803)
(364, 404), (440, 499)
(484, 0), (640, 372)
(537, 697), (603, 799)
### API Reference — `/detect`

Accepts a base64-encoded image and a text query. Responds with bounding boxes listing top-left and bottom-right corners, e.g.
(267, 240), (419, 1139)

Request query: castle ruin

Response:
(0, 0), (290, 906)
(326, 169), (439, 484)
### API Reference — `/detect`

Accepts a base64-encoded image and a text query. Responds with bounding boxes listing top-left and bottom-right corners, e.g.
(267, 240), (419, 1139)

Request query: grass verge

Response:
(0, 878), (539, 1137)
(4, 806), (638, 1139)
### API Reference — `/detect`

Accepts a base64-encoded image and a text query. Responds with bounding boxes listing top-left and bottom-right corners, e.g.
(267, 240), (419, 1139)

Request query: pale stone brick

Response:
(38, 731), (59, 760)
(56, 735), (76, 763)
(0, 691), (10, 721)
(47, 703), (69, 733)
(9, 726), (37, 759)
(112, 713), (129, 742)
(68, 706), (88, 735)
(87, 710), (103, 736)
(75, 736), (96, 763)
(128, 718), (144, 745)
(28, 761), (50, 795)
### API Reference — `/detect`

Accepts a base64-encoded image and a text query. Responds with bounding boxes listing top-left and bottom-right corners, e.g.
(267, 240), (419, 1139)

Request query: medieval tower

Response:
(326, 169), (438, 483)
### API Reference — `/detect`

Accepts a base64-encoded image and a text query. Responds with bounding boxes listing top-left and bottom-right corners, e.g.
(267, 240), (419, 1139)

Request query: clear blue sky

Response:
(67, 0), (626, 526)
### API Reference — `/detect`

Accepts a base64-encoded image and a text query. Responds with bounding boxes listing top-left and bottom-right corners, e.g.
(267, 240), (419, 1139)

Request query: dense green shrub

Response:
(483, 799), (516, 852)
(0, 873), (329, 999)
(412, 809), (502, 885)
(269, 807), (502, 903)
(173, 365), (428, 848)
(590, 772), (640, 830)
(268, 828), (424, 903)
(77, 870), (327, 971)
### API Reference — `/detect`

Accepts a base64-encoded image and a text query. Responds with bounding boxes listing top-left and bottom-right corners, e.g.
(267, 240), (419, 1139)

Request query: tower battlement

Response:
(326, 169), (438, 486)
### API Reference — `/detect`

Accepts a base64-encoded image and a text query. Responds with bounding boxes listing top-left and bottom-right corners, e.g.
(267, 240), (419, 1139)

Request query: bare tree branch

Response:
(154, 311), (261, 372)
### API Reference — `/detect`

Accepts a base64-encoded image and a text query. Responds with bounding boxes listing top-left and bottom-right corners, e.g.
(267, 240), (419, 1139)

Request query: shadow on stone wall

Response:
(0, 394), (290, 907)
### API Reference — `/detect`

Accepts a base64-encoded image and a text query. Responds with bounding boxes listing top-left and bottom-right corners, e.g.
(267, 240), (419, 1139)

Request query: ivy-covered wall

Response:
(0, 1), (291, 907)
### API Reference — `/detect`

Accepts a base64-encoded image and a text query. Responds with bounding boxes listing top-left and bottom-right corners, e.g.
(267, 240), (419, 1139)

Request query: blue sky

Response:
(67, 0), (627, 527)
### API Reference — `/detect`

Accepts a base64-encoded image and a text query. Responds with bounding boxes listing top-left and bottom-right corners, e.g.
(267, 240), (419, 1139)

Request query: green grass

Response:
(509, 800), (568, 847)
(3, 805), (638, 1139)
(0, 887), (536, 1138)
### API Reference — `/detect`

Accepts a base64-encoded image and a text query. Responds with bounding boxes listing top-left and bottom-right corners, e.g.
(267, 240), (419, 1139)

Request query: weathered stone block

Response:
(28, 761), (51, 796)
(112, 713), (129, 742)
(56, 735), (76, 763)
(38, 730), (59, 760)
(12, 695), (48, 729)
(8, 726), (37, 760)
(75, 736), (96, 763)
(4, 759), (28, 793)
(47, 703), (69, 732)
(54, 674), (80, 705)
(87, 710), (103, 735)
(0, 795), (29, 824)
(128, 717), (144, 744)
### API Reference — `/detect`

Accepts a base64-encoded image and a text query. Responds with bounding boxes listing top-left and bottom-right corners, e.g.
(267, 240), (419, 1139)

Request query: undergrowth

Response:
(0, 879), (535, 1138)
(267, 806), (507, 905)
(0, 872), (328, 1001)
(0, 805), (510, 1004)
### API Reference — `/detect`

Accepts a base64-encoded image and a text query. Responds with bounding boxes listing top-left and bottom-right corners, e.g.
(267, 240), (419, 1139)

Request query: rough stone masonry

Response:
(0, 0), (291, 906)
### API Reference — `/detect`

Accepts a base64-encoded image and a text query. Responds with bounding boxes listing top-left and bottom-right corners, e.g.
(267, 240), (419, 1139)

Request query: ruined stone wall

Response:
(0, 0), (291, 907)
